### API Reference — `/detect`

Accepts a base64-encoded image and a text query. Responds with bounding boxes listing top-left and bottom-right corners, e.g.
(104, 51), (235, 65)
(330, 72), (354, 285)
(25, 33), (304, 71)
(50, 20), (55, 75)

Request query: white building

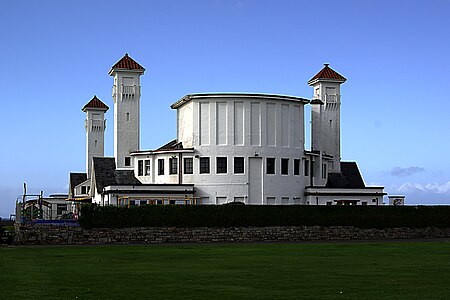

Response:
(69, 54), (385, 207)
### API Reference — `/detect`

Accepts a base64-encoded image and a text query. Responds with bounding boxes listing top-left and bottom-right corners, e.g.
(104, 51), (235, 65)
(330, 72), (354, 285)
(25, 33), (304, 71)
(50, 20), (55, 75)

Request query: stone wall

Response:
(14, 225), (450, 245)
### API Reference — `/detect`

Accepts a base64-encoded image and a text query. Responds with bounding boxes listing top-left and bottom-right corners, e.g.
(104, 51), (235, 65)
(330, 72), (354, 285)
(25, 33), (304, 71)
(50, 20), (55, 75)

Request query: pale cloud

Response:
(395, 181), (450, 194)
(390, 166), (424, 177)
(385, 182), (450, 205)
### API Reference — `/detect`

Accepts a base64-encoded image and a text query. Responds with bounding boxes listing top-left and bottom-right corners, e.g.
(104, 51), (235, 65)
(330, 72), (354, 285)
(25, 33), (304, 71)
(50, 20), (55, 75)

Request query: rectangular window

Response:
(57, 204), (66, 215)
(304, 159), (309, 176)
(158, 159), (164, 175)
(326, 87), (336, 102)
(216, 197), (227, 205)
(216, 157), (227, 174)
(234, 197), (245, 203)
(169, 157), (178, 174)
(294, 159), (300, 175)
(125, 157), (131, 167)
(322, 163), (327, 179)
(138, 160), (143, 176)
(266, 197), (276, 205)
(266, 158), (275, 174)
(234, 157), (244, 174)
(200, 157), (210, 174)
(281, 158), (289, 175)
(281, 197), (289, 205)
(81, 186), (86, 194)
(144, 160), (150, 176)
(184, 157), (193, 174)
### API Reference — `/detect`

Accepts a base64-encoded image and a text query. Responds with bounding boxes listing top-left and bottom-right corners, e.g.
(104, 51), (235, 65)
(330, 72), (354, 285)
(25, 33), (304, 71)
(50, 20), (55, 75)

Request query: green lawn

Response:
(1, 242), (449, 299)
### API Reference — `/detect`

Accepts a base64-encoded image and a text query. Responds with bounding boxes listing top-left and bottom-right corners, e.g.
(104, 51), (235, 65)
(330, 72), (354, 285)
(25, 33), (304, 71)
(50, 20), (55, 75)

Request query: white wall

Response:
(134, 152), (181, 184)
(177, 102), (194, 148)
(112, 71), (143, 169)
(175, 94), (308, 205)
(310, 81), (342, 172)
(85, 109), (106, 177)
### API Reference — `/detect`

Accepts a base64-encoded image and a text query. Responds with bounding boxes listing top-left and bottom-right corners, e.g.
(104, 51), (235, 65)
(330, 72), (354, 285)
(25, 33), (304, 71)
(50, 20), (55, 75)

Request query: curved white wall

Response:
(175, 94), (309, 205)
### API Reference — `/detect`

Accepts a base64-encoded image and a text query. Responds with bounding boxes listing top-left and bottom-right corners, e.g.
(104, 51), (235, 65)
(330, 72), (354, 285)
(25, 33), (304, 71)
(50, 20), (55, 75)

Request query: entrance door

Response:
(248, 157), (263, 204)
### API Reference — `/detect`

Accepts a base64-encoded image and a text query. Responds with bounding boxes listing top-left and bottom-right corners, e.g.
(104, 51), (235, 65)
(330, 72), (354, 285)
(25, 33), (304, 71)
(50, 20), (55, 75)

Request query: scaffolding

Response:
(16, 183), (49, 222)
(16, 183), (75, 222)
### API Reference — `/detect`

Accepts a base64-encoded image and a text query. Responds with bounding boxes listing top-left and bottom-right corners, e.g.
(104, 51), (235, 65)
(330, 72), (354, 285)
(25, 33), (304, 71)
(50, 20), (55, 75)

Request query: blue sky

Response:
(1, 0), (450, 217)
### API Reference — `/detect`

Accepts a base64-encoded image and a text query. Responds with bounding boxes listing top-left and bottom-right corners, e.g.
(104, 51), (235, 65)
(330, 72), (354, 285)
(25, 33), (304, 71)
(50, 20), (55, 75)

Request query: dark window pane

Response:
(266, 158), (275, 174)
(216, 157), (227, 174)
(184, 158), (193, 174)
(200, 157), (210, 174)
(169, 158), (178, 174)
(138, 160), (143, 176)
(158, 159), (164, 175)
(234, 157), (244, 174)
(281, 158), (289, 175)
(304, 159), (309, 176)
(294, 159), (300, 175)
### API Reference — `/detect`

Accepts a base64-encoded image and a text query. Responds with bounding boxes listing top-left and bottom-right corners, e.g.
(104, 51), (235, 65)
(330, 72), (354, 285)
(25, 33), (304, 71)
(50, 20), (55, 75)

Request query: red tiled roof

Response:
(82, 95), (109, 111)
(308, 64), (346, 84)
(110, 53), (145, 71)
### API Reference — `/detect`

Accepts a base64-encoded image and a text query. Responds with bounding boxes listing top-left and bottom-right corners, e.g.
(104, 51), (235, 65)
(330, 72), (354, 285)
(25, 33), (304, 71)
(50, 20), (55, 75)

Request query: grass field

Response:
(1, 242), (450, 299)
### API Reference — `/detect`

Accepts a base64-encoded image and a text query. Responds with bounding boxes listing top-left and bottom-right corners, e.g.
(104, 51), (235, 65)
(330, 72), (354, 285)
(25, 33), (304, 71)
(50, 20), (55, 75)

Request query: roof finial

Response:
(125, 53), (128, 57)
(324, 63), (330, 67)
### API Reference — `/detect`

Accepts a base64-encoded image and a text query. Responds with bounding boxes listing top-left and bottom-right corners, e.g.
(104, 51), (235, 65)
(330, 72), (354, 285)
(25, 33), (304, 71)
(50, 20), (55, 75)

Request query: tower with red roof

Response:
(82, 95), (109, 177)
(308, 64), (346, 175)
(109, 53), (145, 169)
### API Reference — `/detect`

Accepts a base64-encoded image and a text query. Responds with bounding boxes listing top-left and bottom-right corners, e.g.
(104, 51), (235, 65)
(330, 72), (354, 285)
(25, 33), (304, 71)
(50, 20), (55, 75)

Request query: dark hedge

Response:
(78, 204), (450, 229)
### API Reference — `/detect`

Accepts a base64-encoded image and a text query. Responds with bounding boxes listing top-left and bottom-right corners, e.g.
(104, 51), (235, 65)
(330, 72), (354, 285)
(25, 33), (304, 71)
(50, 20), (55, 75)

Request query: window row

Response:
(137, 157), (245, 176)
(212, 196), (303, 205)
(137, 156), (326, 177)
(266, 158), (324, 177)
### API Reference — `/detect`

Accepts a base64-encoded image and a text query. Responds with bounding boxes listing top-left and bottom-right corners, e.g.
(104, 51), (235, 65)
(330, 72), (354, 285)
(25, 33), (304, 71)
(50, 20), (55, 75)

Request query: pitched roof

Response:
(325, 162), (366, 189)
(156, 139), (184, 151)
(69, 173), (87, 197)
(92, 157), (117, 192)
(110, 53), (145, 72)
(82, 95), (109, 112)
(115, 170), (141, 186)
(308, 64), (346, 85)
(92, 157), (141, 192)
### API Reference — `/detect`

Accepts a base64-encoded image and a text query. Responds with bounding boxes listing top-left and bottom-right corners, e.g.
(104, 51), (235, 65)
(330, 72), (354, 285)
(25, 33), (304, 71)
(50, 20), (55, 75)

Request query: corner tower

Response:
(109, 53), (145, 169)
(308, 64), (346, 173)
(82, 95), (109, 178)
